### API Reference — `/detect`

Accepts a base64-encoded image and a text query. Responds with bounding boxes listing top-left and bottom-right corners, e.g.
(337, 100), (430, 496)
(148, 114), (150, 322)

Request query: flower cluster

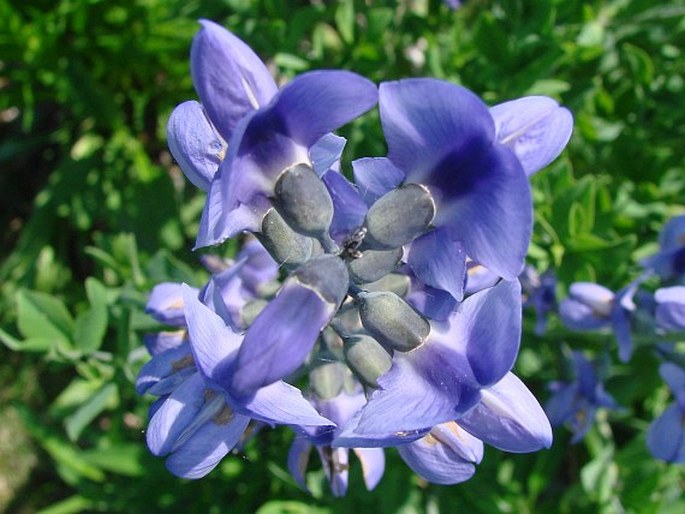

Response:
(549, 215), (685, 460)
(137, 19), (574, 493)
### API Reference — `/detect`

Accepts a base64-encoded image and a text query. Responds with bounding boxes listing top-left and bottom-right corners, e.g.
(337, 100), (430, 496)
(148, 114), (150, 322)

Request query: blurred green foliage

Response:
(1, 0), (684, 512)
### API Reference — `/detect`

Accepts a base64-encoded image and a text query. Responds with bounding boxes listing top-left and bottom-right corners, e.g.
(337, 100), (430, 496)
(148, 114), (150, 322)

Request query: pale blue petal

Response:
(310, 133), (346, 176)
(646, 403), (685, 463)
(407, 228), (466, 301)
(166, 411), (251, 479)
(490, 96), (573, 176)
(352, 447), (385, 490)
(167, 100), (224, 191)
(351, 157), (405, 206)
(191, 20), (277, 140)
(459, 372), (552, 452)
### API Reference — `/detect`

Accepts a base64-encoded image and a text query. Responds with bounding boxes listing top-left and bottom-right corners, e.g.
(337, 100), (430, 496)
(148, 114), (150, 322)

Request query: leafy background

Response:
(1, 0), (684, 512)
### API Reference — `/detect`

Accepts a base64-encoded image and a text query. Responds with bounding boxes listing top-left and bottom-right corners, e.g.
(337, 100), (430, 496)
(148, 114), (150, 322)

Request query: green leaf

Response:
(0, 327), (54, 352)
(73, 278), (109, 354)
(18, 407), (105, 483)
(64, 382), (118, 442)
(16, 289), (74, 346)
(335, 0), (354, 45)
(81, 444), (146, 477)
(36, 495), (93, 514)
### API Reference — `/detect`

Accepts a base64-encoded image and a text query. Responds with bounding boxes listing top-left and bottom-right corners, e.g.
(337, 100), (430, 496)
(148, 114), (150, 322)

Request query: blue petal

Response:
(352, 447), (385, 490)
(559, 298), (610, 331)
(347, 347), (481, 436)
(397, 426), (481, 485)
(568, 282), (614, 316)
(136, 341), (196, 396)
(316, 446), (349, 497)
(379, 79), (495, 182)
(240, 381), (335, 427)
(458, 372), (552, 452)
(166, 409), (251, 479)
(146, 372), (207, 456)
(146, 283), (190, 326)
(448, 279), (522, 387)
(379, 79), (532, 279)
(407, 228), (466, 301)
(191, 20), (277, 141)
(310, 133), (346, 176)
(544, 382), (577, 427)
(464, 262), (500, 295)
(351, 157), (405, 206)
(167, 100), (224, 191)
(660, 362), (685, 410)
(490, 96), (573, 176)
(182, 284), (241, 388)
(646, 403), (685, 463)
(143, 330), (186, 357)
(322, 170), (367, 242)
(287, 437), (312, 491)
(274, 71), (377, 148)
(195, 168), (269, 249)
(229, 283), (333, 396)
(404, 272), (458, 322)
(655, 286), (685, 332)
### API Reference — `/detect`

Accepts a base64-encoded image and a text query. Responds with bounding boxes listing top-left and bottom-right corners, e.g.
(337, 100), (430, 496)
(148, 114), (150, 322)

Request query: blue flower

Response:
(545, 352), (618, 443)
(335, 279), (523, 444)
(520, 266), (557, 336)
(352, 80), (571, 304)
(288, 383), (385, 497)
(654, 286), (685, 331)
(641, 215), (685, 280)
(559, 281), (640, 362)
(647, 362), (685, 463)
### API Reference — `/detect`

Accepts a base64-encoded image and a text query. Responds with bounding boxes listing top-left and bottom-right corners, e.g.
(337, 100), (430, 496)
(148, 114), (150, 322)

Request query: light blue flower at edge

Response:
(655, 286), (685, 331)
(647, 362), (685, 462)
(559, 280), (642, 362)
(641, 215), (685, 280)
(545, 352), (619, 443)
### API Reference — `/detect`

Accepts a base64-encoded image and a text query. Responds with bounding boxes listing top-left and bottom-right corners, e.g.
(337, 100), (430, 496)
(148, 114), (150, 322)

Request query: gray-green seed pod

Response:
(364, 184), (435, 249)
(362, 273), (411, 297)
(344, 334), (393, 387)
(358, 291), (430, 352)
(273, 163), (334, 239)
(292, 254), (350, 308)
(347, 247), (403, 284)
(257, 208), (313, 270)
(239, 298), (270, 327)
(310, 361), (346, 400)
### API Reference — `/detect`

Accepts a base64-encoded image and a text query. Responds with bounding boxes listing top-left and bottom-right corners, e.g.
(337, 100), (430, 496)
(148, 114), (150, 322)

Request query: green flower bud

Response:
(344, 334), (393, 388)
(358, 291), (430, 352)
(273, 163), (334, 239)
(257, 208), (313, 270)
(310, 361), (346, 399)
(364, 184), (435, 249)
(347, 247), (403, 284)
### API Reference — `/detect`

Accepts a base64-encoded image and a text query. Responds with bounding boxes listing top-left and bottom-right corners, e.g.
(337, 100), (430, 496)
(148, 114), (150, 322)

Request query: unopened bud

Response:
(364, 184), (435, 249)
(257, 208), (313, 270)
(273, 163), (334, 238)
(363, 273), (411, 296)
(240, 299), (269, 327)
(358, 291), (430, 352)
(344, 334), (393, 387)
(310, 361), (346, 400)
(292, 255), (350, 308)
(347, 248), (403, 284)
